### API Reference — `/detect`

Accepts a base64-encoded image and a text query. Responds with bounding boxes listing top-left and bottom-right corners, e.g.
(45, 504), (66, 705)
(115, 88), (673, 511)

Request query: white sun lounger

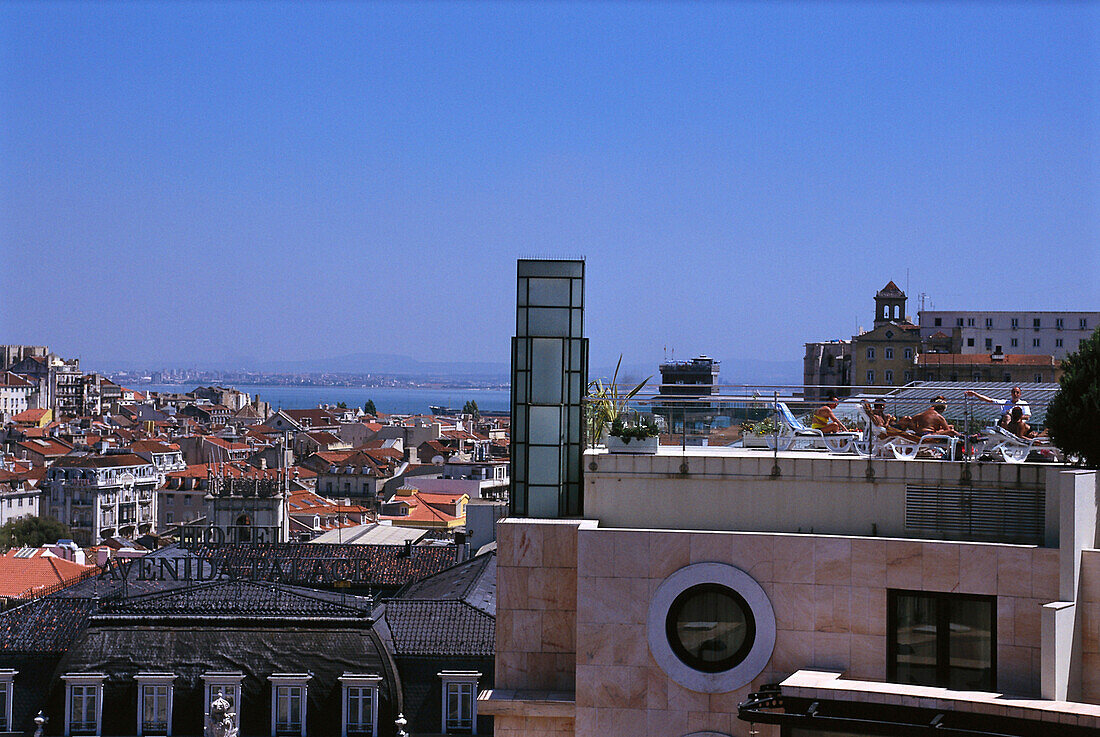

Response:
(764, 402), (861, 454)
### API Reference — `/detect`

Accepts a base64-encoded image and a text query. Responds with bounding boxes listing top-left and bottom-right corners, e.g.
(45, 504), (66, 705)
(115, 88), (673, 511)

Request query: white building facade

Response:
(45, 454), (158, 545)
(919, 310), (1099, 359)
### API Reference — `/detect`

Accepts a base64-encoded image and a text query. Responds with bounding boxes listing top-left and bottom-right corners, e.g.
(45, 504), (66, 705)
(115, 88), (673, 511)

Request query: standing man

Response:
(965, 386), (1030, 426)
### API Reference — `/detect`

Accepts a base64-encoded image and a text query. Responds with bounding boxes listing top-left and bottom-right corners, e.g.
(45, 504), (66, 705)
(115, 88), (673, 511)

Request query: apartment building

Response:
(44, 454), (158, 545)
(0, 372), (35, 421)
(919, 311), (1099, 359)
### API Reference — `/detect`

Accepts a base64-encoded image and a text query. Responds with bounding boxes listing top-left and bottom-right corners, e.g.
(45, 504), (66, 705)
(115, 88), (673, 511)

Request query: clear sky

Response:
(2, 2), (1097, 376)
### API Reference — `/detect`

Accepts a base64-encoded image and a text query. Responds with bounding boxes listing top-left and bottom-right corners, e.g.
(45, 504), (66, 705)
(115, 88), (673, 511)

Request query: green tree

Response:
(1046, 328), (1100, 468)
(0, 516), (72, 550)
(364, 399), (378, 416)
(462, 400), (480, 419)
(336, 401), (348, 409)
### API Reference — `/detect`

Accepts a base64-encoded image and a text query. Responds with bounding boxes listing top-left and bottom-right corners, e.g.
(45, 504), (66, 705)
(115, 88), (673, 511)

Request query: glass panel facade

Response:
(889, 590), (995, 690)
(892, 592), (938, 686)
(511, 259), (587, 518)
(949, 598), (994, 690)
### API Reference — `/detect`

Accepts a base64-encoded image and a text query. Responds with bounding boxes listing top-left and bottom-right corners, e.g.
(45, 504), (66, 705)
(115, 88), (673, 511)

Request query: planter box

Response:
(742, 434), (771, 448)
(606, 435), (659, 454)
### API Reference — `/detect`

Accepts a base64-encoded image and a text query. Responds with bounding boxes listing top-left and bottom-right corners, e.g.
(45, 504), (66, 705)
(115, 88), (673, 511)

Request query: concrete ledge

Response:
(477, 688), (576, 717)
(781, 670), (1100, 729)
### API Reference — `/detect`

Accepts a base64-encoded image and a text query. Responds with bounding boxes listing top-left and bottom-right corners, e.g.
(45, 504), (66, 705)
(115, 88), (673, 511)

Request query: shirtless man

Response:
(863, 401), (922, 442)
(909, 397), (959, 437)
(811, 396), (848, 433)
(1005, 406), (1048, 439)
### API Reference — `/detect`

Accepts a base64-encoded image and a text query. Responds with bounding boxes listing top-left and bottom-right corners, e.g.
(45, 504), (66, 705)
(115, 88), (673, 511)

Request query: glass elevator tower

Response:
(510, 259), (587, 517)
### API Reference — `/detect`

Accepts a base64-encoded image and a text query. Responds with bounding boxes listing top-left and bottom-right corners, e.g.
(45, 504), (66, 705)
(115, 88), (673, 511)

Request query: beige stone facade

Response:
(482, 451), (1100, 736)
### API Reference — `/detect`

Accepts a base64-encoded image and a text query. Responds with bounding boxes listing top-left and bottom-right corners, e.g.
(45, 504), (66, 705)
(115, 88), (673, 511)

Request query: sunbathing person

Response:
(811, 396), (849, 433)
(863, 402), (921, 443)
(1005, 406), (1047, 439)
(909, 398), (960, 437)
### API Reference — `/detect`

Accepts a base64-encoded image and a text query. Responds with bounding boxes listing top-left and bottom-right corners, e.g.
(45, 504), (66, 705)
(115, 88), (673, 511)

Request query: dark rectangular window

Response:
(934, 318), (942, 327)
(888, 590), (995, 691)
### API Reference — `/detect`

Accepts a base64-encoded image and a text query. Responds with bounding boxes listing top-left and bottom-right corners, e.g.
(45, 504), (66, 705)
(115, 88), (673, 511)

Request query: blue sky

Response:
(2, 2), (1097, 377)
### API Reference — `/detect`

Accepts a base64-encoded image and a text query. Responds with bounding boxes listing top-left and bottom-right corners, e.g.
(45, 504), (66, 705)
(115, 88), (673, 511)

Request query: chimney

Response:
(402, 539), (412, 557)
(455, 530), (469, 562)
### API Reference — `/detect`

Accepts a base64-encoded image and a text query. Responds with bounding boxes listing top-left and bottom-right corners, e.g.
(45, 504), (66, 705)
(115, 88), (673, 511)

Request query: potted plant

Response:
(586, 356), (651, 447)
(606, 412), (661, 453)
(740, 417), (779, 448)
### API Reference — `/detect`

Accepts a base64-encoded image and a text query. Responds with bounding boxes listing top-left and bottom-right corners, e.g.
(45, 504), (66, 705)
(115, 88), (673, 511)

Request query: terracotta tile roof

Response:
(52, 453), (149, 469)
(917, 353), (1059, 366)
(0, 372), (33, 388)
(129, 440), (180, 453)
(12, 409), (49, 423)
(285, 409), (339, 425)
(203, 436), (250, 451)
(168, 463), (315, 480)
(14, 439), (72, 457)
(0, 550), (98, 599)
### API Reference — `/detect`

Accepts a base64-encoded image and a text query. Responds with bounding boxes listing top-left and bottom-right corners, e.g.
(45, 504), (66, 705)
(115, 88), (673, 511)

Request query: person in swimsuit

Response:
(1005, 406), (1047, 439)
(862, 400), (920, 442)
(811, 396), (848, 433)
(909, 397), (959, 437)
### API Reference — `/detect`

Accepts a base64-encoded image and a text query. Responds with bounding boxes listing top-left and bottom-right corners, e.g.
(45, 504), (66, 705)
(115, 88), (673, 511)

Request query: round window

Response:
(665, 583), (755, 673)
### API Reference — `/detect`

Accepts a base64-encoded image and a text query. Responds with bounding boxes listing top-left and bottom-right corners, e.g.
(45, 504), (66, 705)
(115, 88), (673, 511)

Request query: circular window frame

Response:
(665, 582), (757, 673)
(648, 562), (776, 693)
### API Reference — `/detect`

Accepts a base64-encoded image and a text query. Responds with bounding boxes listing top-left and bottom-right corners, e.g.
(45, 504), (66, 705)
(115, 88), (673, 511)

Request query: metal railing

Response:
(584, 381), (1062, 459)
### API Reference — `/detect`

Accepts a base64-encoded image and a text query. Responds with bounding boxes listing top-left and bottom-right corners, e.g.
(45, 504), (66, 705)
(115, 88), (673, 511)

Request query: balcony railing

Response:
(584, 380), (1061, 457)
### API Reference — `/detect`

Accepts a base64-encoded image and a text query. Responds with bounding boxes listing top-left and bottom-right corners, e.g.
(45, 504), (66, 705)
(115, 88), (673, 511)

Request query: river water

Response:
(136, 384), (510, 415)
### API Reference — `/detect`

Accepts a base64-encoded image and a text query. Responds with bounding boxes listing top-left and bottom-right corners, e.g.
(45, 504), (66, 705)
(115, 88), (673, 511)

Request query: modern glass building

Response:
(509, 259), (587, 518)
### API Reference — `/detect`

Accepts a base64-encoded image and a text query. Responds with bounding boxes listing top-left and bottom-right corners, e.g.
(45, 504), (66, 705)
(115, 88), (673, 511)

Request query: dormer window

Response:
(439, 671), (481, 734)
(62, 673), (104, 737)
(135, 673), (176, 737)
(339, 674), (381, 737)
(269, 673), (311, 737)
(0, 669), (16, 732)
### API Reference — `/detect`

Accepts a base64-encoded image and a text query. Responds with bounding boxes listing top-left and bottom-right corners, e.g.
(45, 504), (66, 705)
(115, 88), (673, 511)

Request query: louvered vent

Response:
(905, 484), (1044, 544)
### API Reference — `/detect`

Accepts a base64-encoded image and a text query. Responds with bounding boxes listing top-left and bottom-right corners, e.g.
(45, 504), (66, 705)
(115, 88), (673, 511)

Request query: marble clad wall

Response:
(1077, 548), (1100, 703)
(494, 518), (1062, 737)
(494, 518), (582, 737)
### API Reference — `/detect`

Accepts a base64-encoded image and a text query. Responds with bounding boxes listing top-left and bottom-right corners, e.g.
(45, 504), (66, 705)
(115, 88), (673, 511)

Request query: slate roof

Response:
(383, 600), (494, 657)
(96, 579), (371, 619)
(397, 551), (496, 616)
(192, 542), (459, 588)
(0, 596), (97, 653)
